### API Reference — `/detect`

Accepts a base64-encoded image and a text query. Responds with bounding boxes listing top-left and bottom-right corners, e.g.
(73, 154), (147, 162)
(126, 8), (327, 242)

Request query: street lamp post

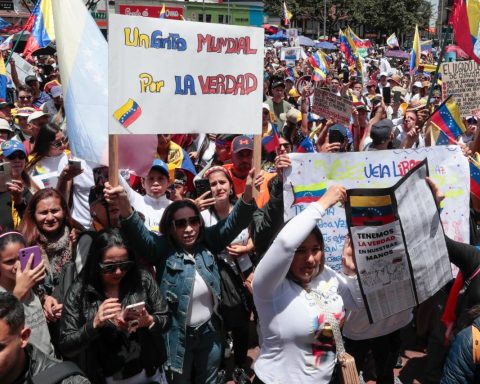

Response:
(323, 0), (326, 38)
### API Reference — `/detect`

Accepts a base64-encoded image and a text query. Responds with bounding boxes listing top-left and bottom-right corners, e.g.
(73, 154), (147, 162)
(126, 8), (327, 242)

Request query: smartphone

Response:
(93, 166), (109, 190)
(329, 129), (345, 144)
(19, 246), (42, 271)
(195, 179), (212, 198)
(123, 302), (145, 320)
(382, 86), (391, 105)
(0, 162), (12, 192)
(393, 91), (401, 104)
(68, 159), (81, 170)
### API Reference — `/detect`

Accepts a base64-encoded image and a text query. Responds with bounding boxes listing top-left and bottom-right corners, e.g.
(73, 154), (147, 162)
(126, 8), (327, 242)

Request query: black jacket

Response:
(13, 344), (90, 384)
(59, 269), (170, 383)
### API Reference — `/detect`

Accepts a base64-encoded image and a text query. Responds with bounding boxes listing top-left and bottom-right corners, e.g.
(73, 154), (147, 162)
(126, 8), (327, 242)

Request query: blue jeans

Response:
(167, 316), (222, 384)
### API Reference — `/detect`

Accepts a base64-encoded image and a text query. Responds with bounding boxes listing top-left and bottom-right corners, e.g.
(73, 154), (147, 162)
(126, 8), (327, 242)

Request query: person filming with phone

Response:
(59, 228), (171, 384)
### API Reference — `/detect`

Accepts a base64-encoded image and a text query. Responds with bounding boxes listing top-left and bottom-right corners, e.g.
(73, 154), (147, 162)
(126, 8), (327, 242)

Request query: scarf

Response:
(38, 226), (72, 282)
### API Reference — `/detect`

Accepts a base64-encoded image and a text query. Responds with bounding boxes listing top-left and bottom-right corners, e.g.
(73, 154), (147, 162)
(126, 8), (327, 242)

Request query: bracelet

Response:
(148, 319), (156, 330)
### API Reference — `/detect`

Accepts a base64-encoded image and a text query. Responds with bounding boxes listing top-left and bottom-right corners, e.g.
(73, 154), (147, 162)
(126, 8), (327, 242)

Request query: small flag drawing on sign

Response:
(113, 99), (142, 128)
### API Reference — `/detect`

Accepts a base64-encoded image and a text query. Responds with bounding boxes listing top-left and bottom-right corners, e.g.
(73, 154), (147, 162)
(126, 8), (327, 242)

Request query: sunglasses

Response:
(7, 152), (26, 160)
(279, 142), (291, 150)
(173, 215), (201, 229)
(19, 96), (32, 100)
(50, 137), (68, 148)
(99, 261), (133, 274)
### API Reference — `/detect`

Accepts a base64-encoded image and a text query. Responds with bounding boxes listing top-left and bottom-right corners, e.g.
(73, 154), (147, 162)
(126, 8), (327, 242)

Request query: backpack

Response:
(32, 361), (85, 384)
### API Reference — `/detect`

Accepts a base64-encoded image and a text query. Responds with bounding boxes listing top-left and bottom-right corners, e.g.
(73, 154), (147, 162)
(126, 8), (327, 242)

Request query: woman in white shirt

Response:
(252, 185), (362, 384)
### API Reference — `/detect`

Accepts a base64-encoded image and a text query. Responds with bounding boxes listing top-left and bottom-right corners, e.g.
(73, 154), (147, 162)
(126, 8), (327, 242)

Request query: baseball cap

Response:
(413, 81), (422, 88)
(24, 75), (38, 84)
(0, 118), (12, 133)
(329, 124), (349, 139)
(1, 139), (26, 157)
(27, 110), (50, 123)
(16, 107), (36, 117)
(231, 135), (253, 153)
(280, 108), (301, 124)
(262, 103), (270, 112)
(150, 159), (169, 177)
(271, 80), (285, 89)
(50, 86), (63, 98)
(285, 76), (295, 83)
(371, 119), (394, 145)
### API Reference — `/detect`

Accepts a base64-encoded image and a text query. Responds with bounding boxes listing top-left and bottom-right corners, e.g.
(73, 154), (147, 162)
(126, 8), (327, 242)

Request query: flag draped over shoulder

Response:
(52, 0), (108, 165)
(430, 96), (466, 142)
(450, 0), (480, 65)
(23, 0), (55, 58)
(387, 33), (399, 48)
(410, 25), (421, 71)
(339, 29), (358, 66)
(309, 50), (329, 81)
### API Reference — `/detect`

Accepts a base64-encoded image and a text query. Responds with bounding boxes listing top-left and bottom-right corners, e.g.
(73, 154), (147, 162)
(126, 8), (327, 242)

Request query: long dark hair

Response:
(19, 188), (75, 245)
(159, 199), (204, 249)
(26, 123), (61, 171)
(0, 232), (26, 258)
(81, 228), (141, 299)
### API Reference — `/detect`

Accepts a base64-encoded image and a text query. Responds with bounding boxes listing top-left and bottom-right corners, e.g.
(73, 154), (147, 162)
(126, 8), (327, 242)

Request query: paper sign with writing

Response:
(346, 160), (451, 323)
(441, 61), (480, 117)
(311, 88), (352, 126)
(284, 147), (470, 271)
(108, 15), (264, 134)
(280, 47), (302, 62)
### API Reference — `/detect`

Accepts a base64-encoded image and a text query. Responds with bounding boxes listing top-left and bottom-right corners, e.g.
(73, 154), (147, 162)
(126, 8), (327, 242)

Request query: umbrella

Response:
(298, 35), (315, 47)
(315, 41), (336, 50)
(385, 49), (410, 59)
(445, 45), (469, 59)
(266, 30), (287, 41)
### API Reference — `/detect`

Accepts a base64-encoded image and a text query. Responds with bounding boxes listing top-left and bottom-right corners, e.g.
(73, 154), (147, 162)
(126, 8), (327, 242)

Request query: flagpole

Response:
(5, 28), (26, 66)
(425, 25), (450, 112)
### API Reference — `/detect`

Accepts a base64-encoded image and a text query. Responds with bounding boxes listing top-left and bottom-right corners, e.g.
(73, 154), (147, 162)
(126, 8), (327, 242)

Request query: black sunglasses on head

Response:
(99, 261), (133, 274)
(173, 216), (200, 229)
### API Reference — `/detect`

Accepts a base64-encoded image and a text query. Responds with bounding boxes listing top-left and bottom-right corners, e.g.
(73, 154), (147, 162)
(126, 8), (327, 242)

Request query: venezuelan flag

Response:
(347, 27), (371, 48)
(282, 0), (292, 27)
(0, 54), (7, 100)
(292, 182), (327, 205)
(450, 0), (480, 65)
(410, 25), (421, 71)
(296, 136), (315, 153)
(23, 0), (55, 58)
(309, 50), (329, 82)
(262, 124), (280, 153)
(430, 96), (465, 142)
(470, 160), (480, 199)
(387, 33), (399, 48)
(430, 124), (454, 146)
(349, 195), (395, 226)
(339, 29), (358, 66)
(159, 4), (166, 19)
(113, 99), (142, 129)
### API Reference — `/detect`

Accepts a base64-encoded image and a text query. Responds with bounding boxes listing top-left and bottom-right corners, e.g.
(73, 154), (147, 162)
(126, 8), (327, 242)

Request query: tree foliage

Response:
(264, 0), (432, 38)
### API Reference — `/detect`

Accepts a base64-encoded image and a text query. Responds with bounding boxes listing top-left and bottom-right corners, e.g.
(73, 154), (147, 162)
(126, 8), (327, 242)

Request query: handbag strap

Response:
(305, 287), (346, 356)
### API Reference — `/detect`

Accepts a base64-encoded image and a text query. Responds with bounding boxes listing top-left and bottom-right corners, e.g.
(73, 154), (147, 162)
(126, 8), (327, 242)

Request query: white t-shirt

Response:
(253, 203), (363, 384)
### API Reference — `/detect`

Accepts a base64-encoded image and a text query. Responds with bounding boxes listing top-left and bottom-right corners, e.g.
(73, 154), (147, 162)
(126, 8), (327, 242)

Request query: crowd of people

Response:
(1, 35), (480, 384)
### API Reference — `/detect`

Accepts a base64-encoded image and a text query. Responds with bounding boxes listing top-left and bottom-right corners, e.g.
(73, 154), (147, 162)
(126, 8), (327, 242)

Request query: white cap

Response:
(50, 85), (62, 98)
(27, 110), (50, 123)
(413, 81), (423, 88)
(0, 118), (13, 132)
(262, 103), (270, 112)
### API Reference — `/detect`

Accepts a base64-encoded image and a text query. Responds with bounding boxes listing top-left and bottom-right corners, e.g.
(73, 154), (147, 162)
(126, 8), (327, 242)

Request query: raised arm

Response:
(253, 185), (346, 299)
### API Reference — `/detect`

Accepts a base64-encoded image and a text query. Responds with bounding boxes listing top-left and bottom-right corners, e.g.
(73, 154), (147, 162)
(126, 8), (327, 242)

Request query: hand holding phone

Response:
(19, 246), (42, 271)
(194, 179), (212, 198)
(68, 159), (81, 170)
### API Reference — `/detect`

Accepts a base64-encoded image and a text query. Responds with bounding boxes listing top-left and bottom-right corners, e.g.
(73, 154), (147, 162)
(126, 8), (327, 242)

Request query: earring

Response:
(229, 190), (233, 196)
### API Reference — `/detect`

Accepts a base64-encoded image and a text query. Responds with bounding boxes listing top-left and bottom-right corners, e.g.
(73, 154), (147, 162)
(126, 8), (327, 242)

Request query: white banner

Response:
(280, 47), (302, 62)
(108, 15), (264, 134)
(284, 147), (470, 271)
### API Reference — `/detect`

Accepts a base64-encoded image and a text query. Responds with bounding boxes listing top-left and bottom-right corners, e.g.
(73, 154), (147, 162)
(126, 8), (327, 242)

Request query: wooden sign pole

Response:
(108, 135), (119, 186)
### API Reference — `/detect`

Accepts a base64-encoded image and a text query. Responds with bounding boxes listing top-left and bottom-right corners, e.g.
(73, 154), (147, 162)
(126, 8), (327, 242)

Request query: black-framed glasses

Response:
(173, 216), (200, 230)
(7, 152), (26, 160)
(50, 137), (68, 148)
(99, 261), (133, 274)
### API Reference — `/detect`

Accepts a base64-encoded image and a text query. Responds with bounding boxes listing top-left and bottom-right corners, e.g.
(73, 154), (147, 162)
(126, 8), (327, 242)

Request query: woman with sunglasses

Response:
(25, 123), (81, 197)
(59, 228), (171, 383)
(0, 140), (32, 231)
(104, 169), (257, 384)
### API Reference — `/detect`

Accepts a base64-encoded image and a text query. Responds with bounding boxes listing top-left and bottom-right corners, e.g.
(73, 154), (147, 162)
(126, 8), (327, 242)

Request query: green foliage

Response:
(264, 0), (432, 37)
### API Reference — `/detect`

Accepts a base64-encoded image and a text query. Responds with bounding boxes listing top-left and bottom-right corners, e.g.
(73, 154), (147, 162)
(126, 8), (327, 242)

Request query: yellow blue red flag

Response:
(23, 0), (55, 58)
(450, 0), (480, 65)
(410, 25), (421, 71)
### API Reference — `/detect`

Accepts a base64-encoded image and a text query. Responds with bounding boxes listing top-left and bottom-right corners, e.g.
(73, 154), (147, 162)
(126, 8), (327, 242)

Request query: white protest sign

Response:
(312, 88), (352, 126)
(441, 61), (480, 117)
(287, 28), (299, 47)
(280, 47), (302, 62)
(284, 147), (470, 271)
(108, 15), (264, 134)
(7, 53), (35, 84)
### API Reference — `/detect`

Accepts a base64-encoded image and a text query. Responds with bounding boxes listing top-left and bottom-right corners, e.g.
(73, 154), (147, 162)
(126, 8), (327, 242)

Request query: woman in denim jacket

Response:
(104, 169), (259, 384)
